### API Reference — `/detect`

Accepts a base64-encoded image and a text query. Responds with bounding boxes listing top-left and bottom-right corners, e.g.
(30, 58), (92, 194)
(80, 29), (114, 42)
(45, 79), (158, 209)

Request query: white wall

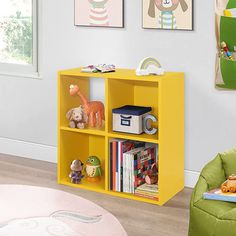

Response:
(0, 0), (236, 186)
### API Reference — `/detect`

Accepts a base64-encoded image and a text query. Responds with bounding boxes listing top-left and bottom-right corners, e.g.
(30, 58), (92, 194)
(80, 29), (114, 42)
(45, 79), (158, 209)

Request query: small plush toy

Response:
(69, 85), (105, 128)
(145, 163), (158, 185)
(66, 105), (88, 129)
(85, 156), (102, 182)
(69, 160), (84, 184)
(221, 174), (236, 193)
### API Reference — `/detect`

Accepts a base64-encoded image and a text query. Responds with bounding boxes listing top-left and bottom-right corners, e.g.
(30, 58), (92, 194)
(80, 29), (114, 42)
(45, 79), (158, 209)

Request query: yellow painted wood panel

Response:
(59, 68), (182, 83)
(158, 74), (184, 205)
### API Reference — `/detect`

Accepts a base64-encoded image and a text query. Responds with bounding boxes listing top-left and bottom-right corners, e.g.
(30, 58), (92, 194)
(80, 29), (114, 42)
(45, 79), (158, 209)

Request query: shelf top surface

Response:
(59, 68), (184, 82)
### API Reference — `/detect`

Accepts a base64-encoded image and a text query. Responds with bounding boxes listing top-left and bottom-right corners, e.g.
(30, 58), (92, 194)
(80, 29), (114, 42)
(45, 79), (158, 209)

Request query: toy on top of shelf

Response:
(69, 85), (105, 128)
(81, 64), (115, 73)
(221, 41), (233, 60)
(66, 105), (88, 129)
(81, 65), (98, 73)
(136, 57), (165, 76)
(145, 163), (158, 185)
(69, 160), (84, 184)
(143, 114), (158, 135)
(221, 174), (236, 193)
(85, 156), (102, 182)
(95, 64), (116, 73)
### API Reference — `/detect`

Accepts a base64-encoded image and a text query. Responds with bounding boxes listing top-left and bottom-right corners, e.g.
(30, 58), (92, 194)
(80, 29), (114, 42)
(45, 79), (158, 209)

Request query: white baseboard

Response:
(0, 137), (199, 188)
(184, 170), (200, 188)
(0, 137), (57, 163)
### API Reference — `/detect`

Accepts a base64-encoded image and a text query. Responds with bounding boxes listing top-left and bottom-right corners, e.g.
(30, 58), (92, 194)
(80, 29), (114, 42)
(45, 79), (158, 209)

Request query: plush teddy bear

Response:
(69, 160), (84, 184)
(221, 174), (236, 193)
(66, 105), (88, 129)
(145, 163), (158, 185)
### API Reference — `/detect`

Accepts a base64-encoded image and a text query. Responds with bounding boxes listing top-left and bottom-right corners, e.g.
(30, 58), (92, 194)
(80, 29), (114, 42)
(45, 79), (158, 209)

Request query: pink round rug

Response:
(0, 185), (127, 236)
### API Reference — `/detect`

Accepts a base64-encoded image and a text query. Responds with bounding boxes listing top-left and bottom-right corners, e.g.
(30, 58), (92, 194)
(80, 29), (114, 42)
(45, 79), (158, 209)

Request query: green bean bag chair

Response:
(189, 148), (236, 236)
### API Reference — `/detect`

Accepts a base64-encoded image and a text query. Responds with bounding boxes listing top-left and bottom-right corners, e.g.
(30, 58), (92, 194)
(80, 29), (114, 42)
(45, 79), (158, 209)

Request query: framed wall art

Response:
(75, 0), (124, 28)
(142, 0), (193, 30)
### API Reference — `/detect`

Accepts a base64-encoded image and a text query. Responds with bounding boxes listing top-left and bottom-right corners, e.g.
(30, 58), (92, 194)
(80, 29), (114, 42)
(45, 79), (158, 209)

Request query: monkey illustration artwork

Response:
(148, 0), (188, 29)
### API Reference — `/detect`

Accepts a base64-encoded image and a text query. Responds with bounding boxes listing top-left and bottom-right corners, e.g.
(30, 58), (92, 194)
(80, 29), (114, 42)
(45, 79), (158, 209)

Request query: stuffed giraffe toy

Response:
(69, 85), (105, 128)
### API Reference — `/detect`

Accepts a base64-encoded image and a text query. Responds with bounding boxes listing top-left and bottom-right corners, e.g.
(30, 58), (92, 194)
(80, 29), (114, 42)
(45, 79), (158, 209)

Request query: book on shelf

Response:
(109, 139), (158, 199)
(136, 183), (158, 193)
(123, 144), (157, 194)
(203, 188), (236, 203)
(135, 183), (158, 200)
(109, 139), (146, 192)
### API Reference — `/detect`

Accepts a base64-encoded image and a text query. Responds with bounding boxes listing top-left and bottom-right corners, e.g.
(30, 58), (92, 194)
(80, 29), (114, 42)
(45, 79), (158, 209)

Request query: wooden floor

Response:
(0, 153), (192, 236)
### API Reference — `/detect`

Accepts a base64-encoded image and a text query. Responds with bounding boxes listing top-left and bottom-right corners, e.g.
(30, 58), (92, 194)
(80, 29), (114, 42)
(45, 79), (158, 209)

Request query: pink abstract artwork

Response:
(75, 0), (124, 27)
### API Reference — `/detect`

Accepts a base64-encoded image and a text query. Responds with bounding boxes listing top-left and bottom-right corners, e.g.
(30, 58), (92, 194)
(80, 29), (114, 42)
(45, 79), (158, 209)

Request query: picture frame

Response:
(142, 0), (193, 31)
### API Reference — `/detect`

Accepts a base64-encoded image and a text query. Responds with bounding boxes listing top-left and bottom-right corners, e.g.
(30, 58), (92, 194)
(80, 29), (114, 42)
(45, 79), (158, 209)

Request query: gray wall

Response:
(0, 0), (236, 173)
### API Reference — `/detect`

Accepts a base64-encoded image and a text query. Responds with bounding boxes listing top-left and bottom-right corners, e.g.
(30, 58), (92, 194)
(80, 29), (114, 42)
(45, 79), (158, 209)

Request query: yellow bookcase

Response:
(58, 68), (184, 205)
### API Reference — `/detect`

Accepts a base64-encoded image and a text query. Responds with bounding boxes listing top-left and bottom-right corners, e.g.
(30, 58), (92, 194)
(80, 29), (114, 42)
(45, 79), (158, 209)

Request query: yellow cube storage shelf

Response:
(58, 68), (184, 205)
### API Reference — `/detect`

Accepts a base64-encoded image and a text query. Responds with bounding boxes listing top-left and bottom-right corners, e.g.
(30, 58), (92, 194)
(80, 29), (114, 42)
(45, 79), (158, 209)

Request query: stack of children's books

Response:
(81, 64), (115, 73)
(203, 189), (236, 203)
(109, 139), (158, 199)
(135, 183), (158, 200)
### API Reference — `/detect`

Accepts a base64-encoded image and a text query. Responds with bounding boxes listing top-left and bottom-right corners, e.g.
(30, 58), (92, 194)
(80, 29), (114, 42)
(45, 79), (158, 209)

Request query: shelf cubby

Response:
(58, 68), (184, 205)
(107, 79), (159, 140)
(59, 74), (106, 132)
(58, 130), (106, 191)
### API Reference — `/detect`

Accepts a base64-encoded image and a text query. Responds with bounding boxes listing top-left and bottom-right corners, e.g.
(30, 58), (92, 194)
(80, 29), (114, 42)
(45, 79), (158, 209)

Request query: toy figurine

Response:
(69, 160), (84, 184)
(221, 174), (236, 193)
(66, 105), (88, 129)
(69, 85), (105, 128)
(85, 156), (102, 182)
(221, 41), (233, 60)
(145, 163), (158, 185)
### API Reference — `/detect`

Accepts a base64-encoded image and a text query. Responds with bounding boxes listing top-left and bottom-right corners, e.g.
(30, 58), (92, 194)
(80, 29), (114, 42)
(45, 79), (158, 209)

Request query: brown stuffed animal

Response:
(66, 105), (88, 129)
(69, 160), (84, 184)
(221, 175), (236, 193)
(145, 163), (158, 185)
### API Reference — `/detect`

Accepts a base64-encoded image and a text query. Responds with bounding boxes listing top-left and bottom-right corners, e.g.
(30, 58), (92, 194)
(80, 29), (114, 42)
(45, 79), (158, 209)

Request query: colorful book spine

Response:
(109, 141), (113, 190)
(116, 141), (119, 191)
(112, 141), (116, 191)
(124, 152), (132, 193)
(120, 141), (123, 192)
(117, 141), (123, 192)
